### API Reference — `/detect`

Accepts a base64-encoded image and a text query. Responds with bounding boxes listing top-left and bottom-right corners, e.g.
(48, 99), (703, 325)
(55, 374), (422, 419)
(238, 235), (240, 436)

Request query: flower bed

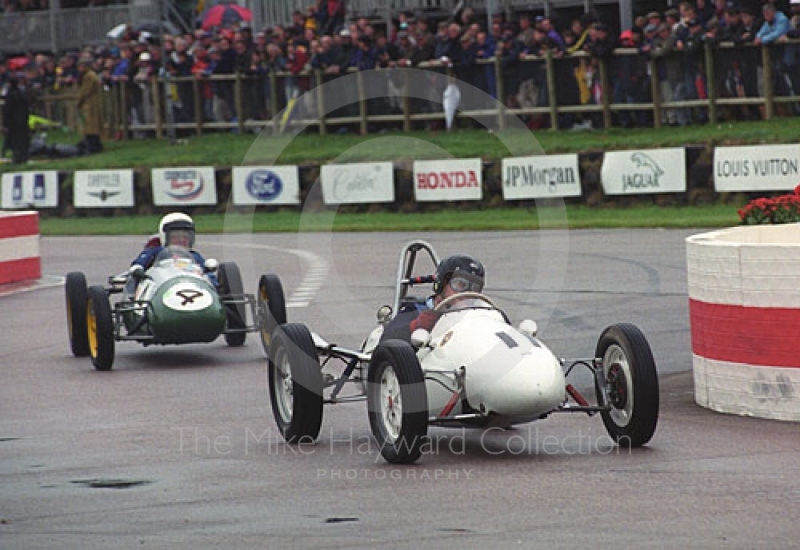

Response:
(738, 185), (800, 225)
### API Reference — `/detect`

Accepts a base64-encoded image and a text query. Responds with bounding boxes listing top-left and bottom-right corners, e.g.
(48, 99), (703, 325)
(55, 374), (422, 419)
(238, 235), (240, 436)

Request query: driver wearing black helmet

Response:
(381, 254), (485, 342)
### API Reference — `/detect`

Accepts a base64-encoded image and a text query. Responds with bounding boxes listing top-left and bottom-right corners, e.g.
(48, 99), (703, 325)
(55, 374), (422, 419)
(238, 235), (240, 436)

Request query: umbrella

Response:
(134, 20), (181, 36)
(443, 83), (461, 130)
(107, 23), (128, 40)
(200, 3), (252, 30)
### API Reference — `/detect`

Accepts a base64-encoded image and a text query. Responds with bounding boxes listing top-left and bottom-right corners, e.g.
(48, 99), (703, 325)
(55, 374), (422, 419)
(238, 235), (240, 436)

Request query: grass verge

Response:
(40, 204), (741, 235)
(6, 119), (800, 173)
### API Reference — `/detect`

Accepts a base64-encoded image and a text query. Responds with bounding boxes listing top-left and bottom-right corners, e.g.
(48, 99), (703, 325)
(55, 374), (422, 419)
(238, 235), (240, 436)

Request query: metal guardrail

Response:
(0, 5), (162, 53)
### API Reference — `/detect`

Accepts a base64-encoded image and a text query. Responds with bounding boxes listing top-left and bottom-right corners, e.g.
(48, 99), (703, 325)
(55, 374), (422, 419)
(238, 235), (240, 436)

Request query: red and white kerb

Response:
(0, 211), (41, 285)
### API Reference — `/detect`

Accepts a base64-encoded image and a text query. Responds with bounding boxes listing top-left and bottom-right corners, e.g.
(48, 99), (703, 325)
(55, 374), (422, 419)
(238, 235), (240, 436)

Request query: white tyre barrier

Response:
(686, 224), (800, 421)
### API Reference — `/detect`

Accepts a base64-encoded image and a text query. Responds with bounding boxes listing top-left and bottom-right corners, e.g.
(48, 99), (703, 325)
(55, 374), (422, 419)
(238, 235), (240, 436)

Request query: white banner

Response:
(151, 167), (217, 206)
(73, 170), (135, 208)
(414, 159), (482, 202)
(601, 149), (686, 195)
(502, 155), (582, 200)
(320, 162), (394, 204)
(714, 144), (800, 192)
(231, 166), (300, 205)
(1, 171), (59, 209)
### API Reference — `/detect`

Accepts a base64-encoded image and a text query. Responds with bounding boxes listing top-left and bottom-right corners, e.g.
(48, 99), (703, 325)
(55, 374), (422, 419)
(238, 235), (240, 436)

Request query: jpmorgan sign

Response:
(502, 154), (581, 200)
(601, 148), (686, 195)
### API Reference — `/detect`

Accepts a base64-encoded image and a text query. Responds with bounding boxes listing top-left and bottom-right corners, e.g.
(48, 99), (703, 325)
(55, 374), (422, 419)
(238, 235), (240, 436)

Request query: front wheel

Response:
(65, 271), (89, 357)
(219, 262), (247, 347)
(268, 323), (323, 443)
(258, 273), (287, 356)
(368, 340), (428, 464)
(87, 285), (115, 371)
(595, 323), (659, 447)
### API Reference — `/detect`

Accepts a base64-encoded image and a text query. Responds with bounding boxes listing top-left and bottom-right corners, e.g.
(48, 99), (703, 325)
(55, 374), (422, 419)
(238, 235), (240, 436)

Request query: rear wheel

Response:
(65, 272), (90, 357)
(258, 273), (287, 356)
(219, 262), (246, 347)
(87, 285), (115, 371)
(595, 324), (659, 447)
(368, 340), (428, 464)
(268, 323), (323, 443)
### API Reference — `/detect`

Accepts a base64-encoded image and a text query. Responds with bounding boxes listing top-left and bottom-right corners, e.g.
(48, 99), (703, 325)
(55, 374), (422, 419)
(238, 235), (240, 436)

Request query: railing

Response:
(0, 4), (164, 53)
(17, 40), (800, 140)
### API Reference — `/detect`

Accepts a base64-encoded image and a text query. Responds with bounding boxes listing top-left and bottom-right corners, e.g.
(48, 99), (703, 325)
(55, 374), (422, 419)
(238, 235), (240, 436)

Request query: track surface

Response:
(1, 230), (798, 548)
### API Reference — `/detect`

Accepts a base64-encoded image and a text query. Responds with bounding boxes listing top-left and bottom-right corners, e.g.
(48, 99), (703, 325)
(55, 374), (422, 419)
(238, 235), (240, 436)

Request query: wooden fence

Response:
(20, 40), (800, 140)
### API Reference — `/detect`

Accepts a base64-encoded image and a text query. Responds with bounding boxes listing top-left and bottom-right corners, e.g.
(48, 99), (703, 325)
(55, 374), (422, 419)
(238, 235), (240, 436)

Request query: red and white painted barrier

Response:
(687, 224), (800, 422)
(0, 211), (41, 285)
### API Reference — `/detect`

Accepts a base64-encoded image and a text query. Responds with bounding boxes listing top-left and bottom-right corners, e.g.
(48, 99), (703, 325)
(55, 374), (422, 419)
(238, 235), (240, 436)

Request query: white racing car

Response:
(265, 240), (659, 464)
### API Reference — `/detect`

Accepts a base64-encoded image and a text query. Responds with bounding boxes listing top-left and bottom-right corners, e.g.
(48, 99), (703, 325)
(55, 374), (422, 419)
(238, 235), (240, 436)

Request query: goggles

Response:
(448, 273), (484, 293)
(167, 228), (194, 247)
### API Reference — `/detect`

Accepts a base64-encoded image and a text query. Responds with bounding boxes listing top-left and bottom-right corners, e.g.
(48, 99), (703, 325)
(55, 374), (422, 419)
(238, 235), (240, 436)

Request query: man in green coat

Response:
(77, 57), (103, 154)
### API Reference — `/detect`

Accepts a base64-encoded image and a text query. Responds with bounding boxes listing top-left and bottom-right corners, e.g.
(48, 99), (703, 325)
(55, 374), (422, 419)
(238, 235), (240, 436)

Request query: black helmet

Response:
(433, 254), (485, 295)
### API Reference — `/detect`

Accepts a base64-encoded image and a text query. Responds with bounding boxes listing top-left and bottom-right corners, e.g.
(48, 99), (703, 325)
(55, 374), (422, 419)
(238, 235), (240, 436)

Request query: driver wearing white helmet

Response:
(131, 212), (217, 287)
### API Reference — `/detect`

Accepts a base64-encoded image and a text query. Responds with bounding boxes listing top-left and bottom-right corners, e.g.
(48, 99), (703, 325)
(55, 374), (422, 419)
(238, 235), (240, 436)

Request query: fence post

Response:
(545, 50), (559, 130)
(495, 55), (505, 130)
(704, 42), (717, 125)
(357, 69), (368, 135)
(269, 71), (278, 134)
(761, 44), (774, 120)
(152, 76), (163, 140)
(402, 69), (411, 132)
(316, 70), (327, 136)
(235, 72), (245, 134)
(649, 58), (662, 129)
(192, 78), (203, 136)
(599, 58), (611, 130)
(121, 83), (129, 139)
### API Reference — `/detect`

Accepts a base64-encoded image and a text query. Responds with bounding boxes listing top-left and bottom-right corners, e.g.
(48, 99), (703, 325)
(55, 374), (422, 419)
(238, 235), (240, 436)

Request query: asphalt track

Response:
(1, 230), (799, 549)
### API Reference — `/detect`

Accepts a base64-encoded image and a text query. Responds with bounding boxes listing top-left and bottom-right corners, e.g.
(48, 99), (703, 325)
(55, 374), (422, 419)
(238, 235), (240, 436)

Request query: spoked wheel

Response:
(257, 273), (287, 356)
(87, 285), (115, 371)
(368, 340), (428, 464)
(219, 262), (247, 347)
(65, 271), (90, 357)
(268, 323), (323, 443)
(595, 323), (659, 447)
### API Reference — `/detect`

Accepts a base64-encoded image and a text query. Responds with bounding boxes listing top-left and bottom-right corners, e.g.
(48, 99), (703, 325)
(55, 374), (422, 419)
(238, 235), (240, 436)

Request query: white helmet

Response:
(158, 212), (195, 248)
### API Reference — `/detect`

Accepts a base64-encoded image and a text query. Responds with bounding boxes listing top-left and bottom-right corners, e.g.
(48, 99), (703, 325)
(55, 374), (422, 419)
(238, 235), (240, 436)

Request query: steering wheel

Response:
(433, 291), (500, 313)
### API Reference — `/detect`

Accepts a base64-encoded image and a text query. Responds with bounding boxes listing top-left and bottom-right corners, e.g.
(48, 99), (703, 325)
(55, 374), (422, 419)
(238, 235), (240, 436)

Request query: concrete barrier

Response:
(0, 211), (41, 285)
(686, 224), (800, 421)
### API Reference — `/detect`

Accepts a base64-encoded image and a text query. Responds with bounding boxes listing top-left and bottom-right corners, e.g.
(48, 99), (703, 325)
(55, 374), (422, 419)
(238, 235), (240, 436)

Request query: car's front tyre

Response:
(595, 323), (659, 447)
(268, 323), (323, 444)
(368, 340), (428, 464)
(87, 285), (115, 371)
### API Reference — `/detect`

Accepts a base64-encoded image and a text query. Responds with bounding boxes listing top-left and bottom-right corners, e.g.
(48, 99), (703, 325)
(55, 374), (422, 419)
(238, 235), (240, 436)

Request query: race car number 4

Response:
(163, 283), (213, 311)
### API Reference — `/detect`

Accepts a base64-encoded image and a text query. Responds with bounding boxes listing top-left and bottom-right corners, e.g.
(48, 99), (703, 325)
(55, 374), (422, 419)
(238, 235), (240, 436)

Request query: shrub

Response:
(738, 185), (800, 225)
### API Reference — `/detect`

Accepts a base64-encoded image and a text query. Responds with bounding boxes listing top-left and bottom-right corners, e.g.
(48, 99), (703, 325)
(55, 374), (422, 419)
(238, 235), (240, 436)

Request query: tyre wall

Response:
(686, 224), (800, 421)
(0, 211), (41, 285)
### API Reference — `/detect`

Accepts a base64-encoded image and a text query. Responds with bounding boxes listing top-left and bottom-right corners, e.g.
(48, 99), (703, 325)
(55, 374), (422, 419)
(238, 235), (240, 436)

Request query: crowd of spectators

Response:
(2, 0), (799, 135)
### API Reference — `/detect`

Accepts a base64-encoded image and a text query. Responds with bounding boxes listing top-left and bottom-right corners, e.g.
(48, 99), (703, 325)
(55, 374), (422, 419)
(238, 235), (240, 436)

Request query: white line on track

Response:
(214, 242), (329, 309)
(0, 275), (64, 297)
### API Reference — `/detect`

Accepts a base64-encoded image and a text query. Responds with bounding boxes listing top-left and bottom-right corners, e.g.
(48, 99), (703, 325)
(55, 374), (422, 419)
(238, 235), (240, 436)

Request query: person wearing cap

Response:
(76, 56), (103, 153)
(646, 11), (662, 27)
